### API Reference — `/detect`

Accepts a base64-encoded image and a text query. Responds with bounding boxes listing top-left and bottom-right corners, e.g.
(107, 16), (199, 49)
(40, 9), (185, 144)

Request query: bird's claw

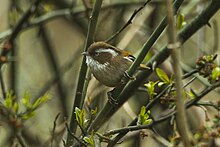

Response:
(124, 70), (136, 80)
(107, 90), (118, 105)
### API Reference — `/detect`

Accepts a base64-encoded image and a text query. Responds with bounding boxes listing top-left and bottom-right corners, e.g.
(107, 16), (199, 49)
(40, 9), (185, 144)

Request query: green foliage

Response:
(32, 93), (50, 109)
(137, 106), (152, 125)
(75, 107), (87, 129)
(196, 54), (220, 83)
(187, 89), (197, 99)
(144, 81), (158, 99)
(156, 68), (172, 86)
(4, 90), (16, 109)
(144, 68), (173, 101)
(177, 13), (186, 30)
(3, 91), (50, 121)
(22, 91), (32, 109)
(90, 107), (98, 115)
(22, 92), (50, 120)
(83, 133), (95, 147)
(22, 111), (35, 120)
(13, 102), (19, 113)
(211, 67), (220, 81)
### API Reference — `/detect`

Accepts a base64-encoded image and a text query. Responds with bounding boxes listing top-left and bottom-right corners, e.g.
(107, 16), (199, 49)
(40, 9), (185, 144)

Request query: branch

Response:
(0, 0), (42, 57)
(16, 133), (27, 147)
(166, 0), (192, 146)
(66, 0), (104, 146)
(0, 0), (43, 99)
(65, 123), (86, 146)
(50, 113), (61, 147)
(102, 0), (220, 145)
(105, 0), (151, 43)
(87, 0), (185, 133)
(195, 101), (220, 111)
(105, 81), (220, 143)
(0, 1), (153, 42)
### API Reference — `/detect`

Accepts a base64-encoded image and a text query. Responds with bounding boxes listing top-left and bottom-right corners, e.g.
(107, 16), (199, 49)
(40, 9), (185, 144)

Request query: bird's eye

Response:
(94, 52), (99, 56)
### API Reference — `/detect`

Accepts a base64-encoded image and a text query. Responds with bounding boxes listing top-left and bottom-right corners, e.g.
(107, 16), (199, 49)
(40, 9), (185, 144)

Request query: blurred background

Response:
(0, 0), (219, 146)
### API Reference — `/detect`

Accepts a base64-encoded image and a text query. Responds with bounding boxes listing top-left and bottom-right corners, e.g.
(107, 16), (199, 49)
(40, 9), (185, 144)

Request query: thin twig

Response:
(105, 0), (151, 43)
(16, 133), (27, 147)
(196, 101), (220, 111)
(1, 0), (42, 57)
(82, 0), (92, 20)
(104, 122), (153, 136)
(182, 69), (199, 79)
(96, 132), (112, 142)
(0, 0), (43, 100)
(183, 77), (197, 88)
(65, 123), (86, 146)
(50, 113), (61, 147)
(75, 119), (87, 136)
(0, 1), (154, 42)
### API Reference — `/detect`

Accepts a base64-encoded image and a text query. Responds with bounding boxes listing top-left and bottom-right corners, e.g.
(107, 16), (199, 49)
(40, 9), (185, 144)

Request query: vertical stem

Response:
(166, 0), (192, 146)
(66, 0), (103, 146)
(0, 69), (6, 98)
(10, 41), (17, 97)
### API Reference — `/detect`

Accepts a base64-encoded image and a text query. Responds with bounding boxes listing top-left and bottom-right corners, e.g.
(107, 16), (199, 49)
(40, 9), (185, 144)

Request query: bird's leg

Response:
(107, 89), (118, 105)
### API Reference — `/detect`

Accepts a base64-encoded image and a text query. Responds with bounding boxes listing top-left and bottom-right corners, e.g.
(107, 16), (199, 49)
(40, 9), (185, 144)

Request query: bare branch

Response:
(105, 0), (151, 43)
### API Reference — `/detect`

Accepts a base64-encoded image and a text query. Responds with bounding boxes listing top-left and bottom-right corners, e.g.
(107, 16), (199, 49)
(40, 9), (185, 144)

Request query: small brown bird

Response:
(82, 42), (135, 87)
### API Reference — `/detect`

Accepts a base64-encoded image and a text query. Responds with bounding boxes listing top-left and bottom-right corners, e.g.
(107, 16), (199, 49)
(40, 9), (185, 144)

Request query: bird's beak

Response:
(82, 51), (89, 56)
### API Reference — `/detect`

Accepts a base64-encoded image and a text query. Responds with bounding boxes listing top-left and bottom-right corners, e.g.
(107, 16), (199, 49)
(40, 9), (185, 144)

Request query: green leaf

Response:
(5, 95), (13, 108)
(140, 106), (146, 116)
(83, 135), (95, 147)
(75, 107), (86, 128)
(22, 91), (31, 108)
(177, 13), (186, 30)
(4, 91), (15, 108)
(137, 106), (152, 125)
(211, 67), (220, 81)
(32, 93), (50, 109)
(22, 111), (35, 120)
(144, 81), (158, 99)
(91, 107), (97, 115)
(188, 89), (197, 99)
(13, 102), (19, 113)
(156, 68), (170, 84)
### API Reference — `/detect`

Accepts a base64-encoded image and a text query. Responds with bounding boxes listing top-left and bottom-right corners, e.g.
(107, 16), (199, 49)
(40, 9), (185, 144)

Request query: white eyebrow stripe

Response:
(96, 48), (118, 57)
(123, 56), (134, 62)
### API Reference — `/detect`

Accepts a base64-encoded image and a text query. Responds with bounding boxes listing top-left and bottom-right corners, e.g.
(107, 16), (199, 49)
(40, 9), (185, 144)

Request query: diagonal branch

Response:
(107, 0), (220, 145)
(88, 0), (185, 133)
(105, 0), (151, 43)
(108, 81), (220, 146)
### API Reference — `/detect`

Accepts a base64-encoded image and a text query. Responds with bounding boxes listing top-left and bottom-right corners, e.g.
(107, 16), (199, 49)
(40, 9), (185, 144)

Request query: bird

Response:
(82, 41), (136, 87)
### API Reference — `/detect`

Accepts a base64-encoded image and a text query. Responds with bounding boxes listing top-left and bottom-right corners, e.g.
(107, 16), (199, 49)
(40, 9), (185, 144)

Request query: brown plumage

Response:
(82, 41), (134, 87)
